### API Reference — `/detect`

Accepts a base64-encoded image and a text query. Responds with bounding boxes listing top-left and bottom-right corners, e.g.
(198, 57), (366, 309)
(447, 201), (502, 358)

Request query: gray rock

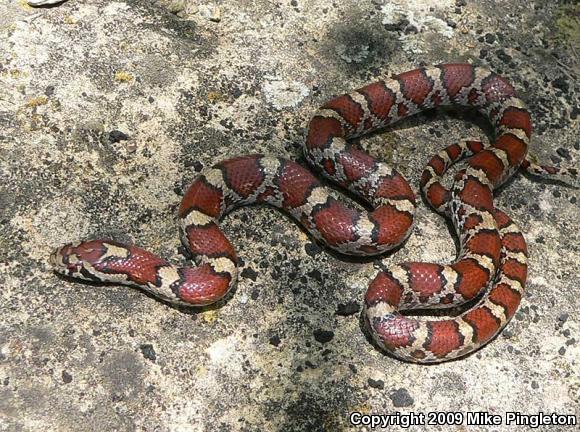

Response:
(1, 1), (578, 430)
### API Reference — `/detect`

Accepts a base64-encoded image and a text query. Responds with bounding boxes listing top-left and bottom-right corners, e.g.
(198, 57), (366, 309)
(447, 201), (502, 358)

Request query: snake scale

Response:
(51, 64), (576, 363)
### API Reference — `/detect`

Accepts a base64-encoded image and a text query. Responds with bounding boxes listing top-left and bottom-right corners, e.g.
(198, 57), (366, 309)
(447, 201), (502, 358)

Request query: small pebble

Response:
(62, 370), (73, 384)
(335, 301), (360, 316)
(313, 329), (334, 343)
(304, 242), (322, 257)
(269, 334), (281, 346)
(368, 378), (384, 389)
(139, 344), (156, 362)
(109, 130), (129, 143)
(484, 33), (496, 44)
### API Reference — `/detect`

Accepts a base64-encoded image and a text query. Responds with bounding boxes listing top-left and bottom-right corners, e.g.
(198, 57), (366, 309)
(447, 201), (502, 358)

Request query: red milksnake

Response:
(51, 64), (576, 363)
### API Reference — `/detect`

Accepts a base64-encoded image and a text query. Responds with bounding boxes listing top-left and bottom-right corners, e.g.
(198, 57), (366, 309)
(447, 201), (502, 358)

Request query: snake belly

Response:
(52, 64), (537, 362)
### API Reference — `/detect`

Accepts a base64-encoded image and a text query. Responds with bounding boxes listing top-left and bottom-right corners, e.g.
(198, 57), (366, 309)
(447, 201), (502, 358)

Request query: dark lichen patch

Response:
(321, 21), (400, 74)
(28, 326), (57, 350)
(389, 388), (414, 407)
(551, 4), (580, 52)
(127, 0), (217, 56)
(240, 266), (258, 281)
(99, 350), (146, 398)
(0, 189), (15, 226)
(172, 64), (270, 160)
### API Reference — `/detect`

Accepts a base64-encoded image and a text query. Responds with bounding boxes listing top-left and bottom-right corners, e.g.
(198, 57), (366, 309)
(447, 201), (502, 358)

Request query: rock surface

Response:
(0, 1), (578, 431)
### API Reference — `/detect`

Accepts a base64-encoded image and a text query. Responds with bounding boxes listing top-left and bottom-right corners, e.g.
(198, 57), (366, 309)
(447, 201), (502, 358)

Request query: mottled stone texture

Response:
(0, 1), (578, 431)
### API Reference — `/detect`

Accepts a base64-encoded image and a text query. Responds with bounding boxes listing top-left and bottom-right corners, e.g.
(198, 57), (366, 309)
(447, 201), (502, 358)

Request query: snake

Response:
(51, 64), (576, 363)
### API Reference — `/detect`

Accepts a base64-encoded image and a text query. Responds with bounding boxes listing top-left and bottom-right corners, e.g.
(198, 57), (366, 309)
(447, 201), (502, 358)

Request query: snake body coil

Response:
(52, 64), (575, 363)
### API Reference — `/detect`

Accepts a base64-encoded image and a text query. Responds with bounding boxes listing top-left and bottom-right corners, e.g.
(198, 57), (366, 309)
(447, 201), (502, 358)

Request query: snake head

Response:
(50, 243), (86, 279)
(50, 241), (110, 281)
